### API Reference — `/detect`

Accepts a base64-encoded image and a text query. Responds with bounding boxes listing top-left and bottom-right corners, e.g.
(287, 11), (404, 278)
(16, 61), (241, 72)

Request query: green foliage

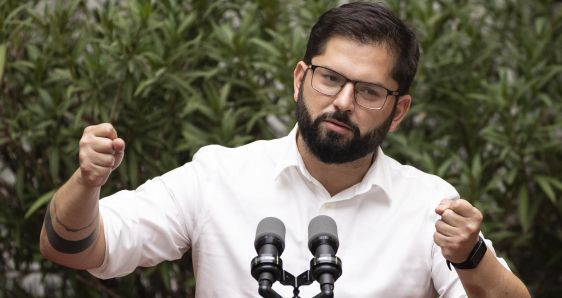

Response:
(0, 0), (337, 296)
(386, 0), (562, 296)
(0, 0), (561, 297)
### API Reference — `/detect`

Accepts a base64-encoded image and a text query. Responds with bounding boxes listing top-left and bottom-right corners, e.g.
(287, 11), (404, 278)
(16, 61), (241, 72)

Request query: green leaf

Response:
(219, 82), (231, 106)
(471, 155), (482, 180)
(16, 165), (24, 199)
(49, 68), (73, 82)
(249, 38), (281, 58)
(127, 149), (138, 187)
(159, 262), (172, 290)
(517, 187), (530, 233)
(177, 12), (196, 34)
(535, 175), (558, 204)
(49, 148), (60, 183)
(0, 43), (6, 81)
(25, 189), (56, 219)
(38, 88), (54, 109)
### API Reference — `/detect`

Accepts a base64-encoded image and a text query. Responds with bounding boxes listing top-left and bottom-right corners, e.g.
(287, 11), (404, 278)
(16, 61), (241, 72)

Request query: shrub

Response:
(0, 0), (560, 296)
(0, 0), (336, 296)
(386, 0), (562, 295)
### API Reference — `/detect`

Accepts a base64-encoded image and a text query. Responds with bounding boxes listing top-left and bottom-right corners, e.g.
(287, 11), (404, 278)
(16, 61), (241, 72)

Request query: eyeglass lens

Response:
(312, 66), (388, 109)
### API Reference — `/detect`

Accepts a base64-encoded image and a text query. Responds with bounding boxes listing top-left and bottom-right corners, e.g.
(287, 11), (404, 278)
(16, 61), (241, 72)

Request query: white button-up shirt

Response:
(89, 126), (508, 297)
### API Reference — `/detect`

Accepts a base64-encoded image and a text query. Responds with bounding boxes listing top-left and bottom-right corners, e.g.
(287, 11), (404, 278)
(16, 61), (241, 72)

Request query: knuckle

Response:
(79, 137), (90, 148)
(85, 123), (114, 137)
(78, 151), (88, 163)
(108, 156), (116, 167)
(455, 201), (466, 210)
(101, 123), (114, 134)
(467, 223), (479, 234)
(102, 137), (113, 147)
(475, 209), (484, 221)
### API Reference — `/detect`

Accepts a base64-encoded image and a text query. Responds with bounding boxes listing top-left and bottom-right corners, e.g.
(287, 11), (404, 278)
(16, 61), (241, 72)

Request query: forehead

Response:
(311, 36), (397, 87)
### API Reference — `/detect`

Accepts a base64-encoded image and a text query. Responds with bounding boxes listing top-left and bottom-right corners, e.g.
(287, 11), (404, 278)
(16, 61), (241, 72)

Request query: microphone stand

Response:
(308, 254), (342, 298)
(251, 254), (342, 298)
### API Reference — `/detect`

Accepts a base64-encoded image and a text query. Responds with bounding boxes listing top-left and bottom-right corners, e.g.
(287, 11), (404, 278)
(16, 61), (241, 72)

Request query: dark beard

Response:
(296, 89), (396, 164)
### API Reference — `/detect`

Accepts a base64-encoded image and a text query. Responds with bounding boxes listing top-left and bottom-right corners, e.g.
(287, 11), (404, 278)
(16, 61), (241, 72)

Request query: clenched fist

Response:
(434, 198), (483, 264)
(78, 123), (125, 187)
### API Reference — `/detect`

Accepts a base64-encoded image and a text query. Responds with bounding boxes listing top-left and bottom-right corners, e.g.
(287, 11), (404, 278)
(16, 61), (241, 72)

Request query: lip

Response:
(323, 119), (352, 133)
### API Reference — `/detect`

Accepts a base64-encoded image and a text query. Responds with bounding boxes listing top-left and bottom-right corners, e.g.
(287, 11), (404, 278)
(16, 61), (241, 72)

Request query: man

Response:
(40, 2), (530, 297)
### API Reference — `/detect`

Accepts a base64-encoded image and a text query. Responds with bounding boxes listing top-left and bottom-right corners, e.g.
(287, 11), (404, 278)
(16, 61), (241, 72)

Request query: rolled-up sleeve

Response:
(88, 162), (202, 279)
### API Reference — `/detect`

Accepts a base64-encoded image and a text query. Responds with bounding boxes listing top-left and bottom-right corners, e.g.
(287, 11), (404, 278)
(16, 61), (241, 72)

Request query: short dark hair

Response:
(304, 2), (420, 95)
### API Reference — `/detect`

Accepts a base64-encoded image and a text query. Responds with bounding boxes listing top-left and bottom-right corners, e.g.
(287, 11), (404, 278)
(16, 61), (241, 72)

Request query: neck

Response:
(296, 133), (376, 197)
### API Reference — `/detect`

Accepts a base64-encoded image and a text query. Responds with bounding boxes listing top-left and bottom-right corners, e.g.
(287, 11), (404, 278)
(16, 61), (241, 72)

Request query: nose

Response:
(332, 82), (355, 112)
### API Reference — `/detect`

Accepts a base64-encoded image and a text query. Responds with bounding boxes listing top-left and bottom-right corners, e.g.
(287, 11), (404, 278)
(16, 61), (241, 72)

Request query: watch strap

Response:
(446, 236), (487, 270)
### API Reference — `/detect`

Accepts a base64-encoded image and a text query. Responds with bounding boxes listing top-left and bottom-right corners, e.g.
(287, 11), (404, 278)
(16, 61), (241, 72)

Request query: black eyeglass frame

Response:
(307, 64), (400, 110)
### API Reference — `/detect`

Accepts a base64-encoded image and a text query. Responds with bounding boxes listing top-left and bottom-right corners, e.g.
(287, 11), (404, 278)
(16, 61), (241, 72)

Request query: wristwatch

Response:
(446, 236), (487, 270)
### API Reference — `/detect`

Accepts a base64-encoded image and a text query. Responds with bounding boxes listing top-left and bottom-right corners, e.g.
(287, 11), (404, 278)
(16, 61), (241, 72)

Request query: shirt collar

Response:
(355, 147), (393, 197)
(274, 125), (394, 199)
(273, 125), (302, 180)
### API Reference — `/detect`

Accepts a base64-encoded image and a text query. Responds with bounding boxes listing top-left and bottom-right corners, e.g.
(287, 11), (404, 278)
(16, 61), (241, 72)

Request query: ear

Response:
(293, 61), (309, 102)
(389, 94), (412, 132)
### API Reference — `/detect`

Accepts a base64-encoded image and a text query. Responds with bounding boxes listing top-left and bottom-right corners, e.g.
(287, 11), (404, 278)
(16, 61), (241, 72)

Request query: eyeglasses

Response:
(308, 64), (399, 110)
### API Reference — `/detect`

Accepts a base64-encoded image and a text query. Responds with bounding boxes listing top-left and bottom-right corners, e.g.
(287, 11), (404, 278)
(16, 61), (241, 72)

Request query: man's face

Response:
(293, 36), (411, 164)
(296, 85), (395, 164)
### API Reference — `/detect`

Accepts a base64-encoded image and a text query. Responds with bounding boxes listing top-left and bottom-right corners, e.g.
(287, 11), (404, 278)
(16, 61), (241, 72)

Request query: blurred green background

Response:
(1, 0), (561, 297)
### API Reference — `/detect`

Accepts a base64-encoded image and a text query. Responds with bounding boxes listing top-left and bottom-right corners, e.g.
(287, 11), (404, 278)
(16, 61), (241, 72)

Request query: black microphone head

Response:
(254, 217), (286, 254)
(308, 215), (339, 253)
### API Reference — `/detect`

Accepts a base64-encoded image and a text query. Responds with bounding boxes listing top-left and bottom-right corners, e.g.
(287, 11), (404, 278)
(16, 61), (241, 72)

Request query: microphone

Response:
(251, 217), (286, 297)
(308, 215), (342, 296)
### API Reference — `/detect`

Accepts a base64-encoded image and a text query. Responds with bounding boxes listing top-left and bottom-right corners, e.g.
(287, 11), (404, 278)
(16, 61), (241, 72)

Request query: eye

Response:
(357, 84), (385, 100)
(364, 87), (381, 96)
(323, 74), (341, 83)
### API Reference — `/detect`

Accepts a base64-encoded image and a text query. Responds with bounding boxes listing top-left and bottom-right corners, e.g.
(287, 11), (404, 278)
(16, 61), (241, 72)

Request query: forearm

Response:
(456, 250), (530, 297)
(40, 168), (106, 269)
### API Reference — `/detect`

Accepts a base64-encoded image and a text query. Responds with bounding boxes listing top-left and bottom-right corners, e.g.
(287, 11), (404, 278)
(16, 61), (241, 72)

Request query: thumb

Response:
(435, 198), (453, 215)
(112, 138), (126, 169)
